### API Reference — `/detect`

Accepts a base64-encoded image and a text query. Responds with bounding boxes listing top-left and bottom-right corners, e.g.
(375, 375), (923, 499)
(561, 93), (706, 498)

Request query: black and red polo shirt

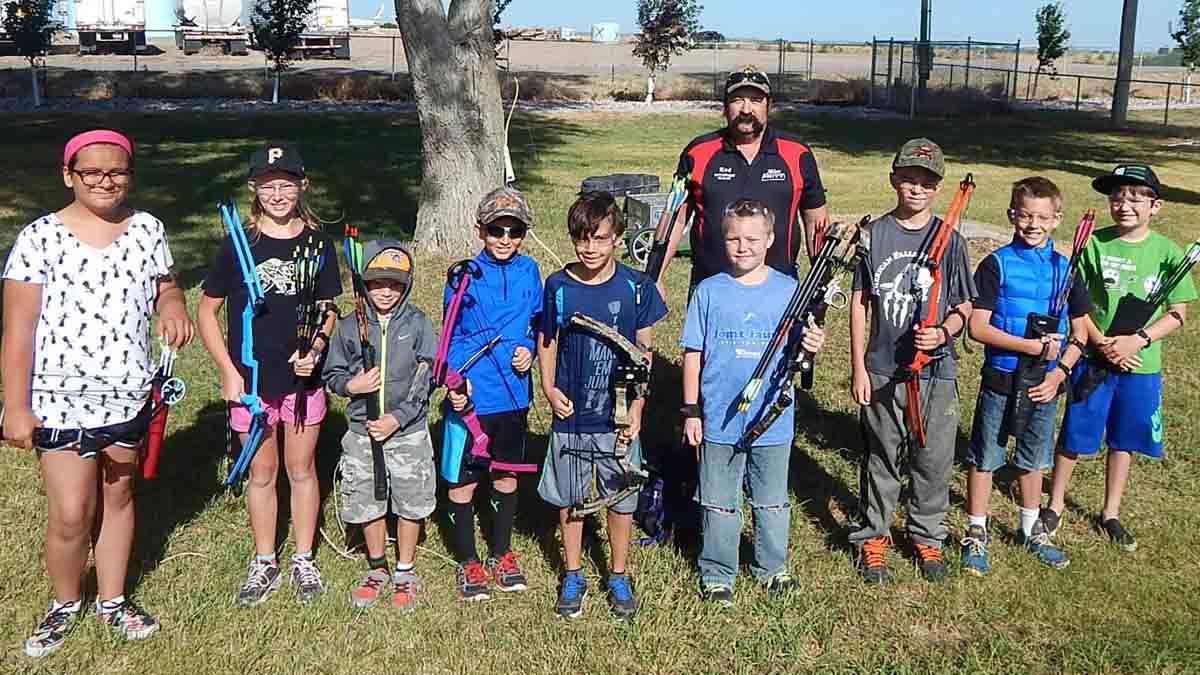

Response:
(675, 125), (826, 284)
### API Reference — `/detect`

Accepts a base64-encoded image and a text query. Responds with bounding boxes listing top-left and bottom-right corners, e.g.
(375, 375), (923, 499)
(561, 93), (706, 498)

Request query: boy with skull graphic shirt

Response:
(847, 139), (976, 585)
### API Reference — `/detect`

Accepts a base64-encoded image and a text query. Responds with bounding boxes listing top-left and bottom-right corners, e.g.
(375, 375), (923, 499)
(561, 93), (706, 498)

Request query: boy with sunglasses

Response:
(1044, 165), (1196, 553)
(442, 186), (543, 601)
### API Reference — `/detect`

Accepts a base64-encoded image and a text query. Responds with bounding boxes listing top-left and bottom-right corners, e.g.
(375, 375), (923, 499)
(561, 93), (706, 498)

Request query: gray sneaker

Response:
(700, 584), (734, 607)
(765, 572), (797, 597)
(96, 599), (159, 641)
(237, 560), (282, 608)
(290, 555), (326, 603)
(349, 568), (391, 609)
(24, 602), (81, 657)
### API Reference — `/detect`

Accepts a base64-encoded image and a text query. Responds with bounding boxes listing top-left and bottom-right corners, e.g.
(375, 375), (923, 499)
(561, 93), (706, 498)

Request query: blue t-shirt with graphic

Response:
(681, 269), (798, 447)
(539, 263), (668, 433)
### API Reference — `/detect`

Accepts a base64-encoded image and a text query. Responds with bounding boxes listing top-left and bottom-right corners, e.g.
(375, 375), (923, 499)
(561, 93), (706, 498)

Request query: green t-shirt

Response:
(1080, 226), (1198, 374)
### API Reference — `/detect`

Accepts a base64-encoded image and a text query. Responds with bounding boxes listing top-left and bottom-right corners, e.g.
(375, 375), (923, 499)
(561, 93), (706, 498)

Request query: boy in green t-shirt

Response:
(1045, 164), (1197, 553)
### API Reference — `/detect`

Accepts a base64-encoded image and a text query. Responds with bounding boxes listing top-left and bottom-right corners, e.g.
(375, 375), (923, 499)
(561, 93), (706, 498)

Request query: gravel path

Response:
(0, 95), (904, 117)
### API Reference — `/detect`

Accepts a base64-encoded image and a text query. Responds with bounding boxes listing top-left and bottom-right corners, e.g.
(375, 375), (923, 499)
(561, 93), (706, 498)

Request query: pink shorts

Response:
(229, 388), (327, 432)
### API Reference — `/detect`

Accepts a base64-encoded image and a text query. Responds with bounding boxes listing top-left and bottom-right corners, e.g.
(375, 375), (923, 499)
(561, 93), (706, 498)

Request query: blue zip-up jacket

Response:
(443, 250), (543, 415)
(984, 237), (1070, 373)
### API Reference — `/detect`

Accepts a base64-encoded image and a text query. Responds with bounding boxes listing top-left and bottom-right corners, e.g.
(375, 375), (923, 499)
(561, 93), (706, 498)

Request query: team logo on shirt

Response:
(761, 168), (787, 182)
(715, 166), (737, 182)
(872, 250), (932, 328)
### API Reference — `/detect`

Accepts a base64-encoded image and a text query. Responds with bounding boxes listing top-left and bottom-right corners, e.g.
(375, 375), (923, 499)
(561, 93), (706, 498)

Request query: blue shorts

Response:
(967, 385), (1056, 472)
(1059, 364), (1163, 459)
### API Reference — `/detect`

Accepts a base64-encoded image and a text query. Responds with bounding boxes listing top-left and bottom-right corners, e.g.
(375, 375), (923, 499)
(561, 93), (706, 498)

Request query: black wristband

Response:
(1137, 329), (1152, 348)
(680, 403), (702, 419)
(1056, 361), (1072, 377)
(1167, 309), (1185, 326)
(937, 324), (953, 347)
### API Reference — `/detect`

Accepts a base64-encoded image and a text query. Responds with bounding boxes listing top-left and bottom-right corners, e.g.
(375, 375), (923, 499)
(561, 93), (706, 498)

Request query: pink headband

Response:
(63, 130), (133, 167)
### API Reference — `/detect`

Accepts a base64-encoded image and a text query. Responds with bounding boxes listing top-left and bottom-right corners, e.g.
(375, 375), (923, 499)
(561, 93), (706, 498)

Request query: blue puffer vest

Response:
(985, 238), (1070, 373)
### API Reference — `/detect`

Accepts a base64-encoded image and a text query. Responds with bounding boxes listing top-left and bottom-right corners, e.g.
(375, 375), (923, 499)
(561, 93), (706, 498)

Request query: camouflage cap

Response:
(1092, 163), (1161, 197)
(892, 138), (945, 178)
(725, 65), (772, 97)
(476, 186), (534, 227)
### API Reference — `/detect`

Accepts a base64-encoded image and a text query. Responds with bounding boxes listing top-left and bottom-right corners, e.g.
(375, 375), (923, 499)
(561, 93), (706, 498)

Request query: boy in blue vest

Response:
(960, 177), (1092, 575)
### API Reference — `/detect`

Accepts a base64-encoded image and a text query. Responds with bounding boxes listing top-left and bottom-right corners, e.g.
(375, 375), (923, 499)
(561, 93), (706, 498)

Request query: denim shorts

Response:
(966, 385), (1056, 472)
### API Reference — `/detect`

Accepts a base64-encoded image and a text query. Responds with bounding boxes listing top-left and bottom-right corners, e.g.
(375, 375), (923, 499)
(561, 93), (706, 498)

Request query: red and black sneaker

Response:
(487, 551), (529, 592)
(456, 560), (490, 602)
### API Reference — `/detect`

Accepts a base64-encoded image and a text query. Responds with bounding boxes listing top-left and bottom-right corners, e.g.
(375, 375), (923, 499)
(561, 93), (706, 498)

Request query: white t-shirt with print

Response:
(3, 211), (173, 429)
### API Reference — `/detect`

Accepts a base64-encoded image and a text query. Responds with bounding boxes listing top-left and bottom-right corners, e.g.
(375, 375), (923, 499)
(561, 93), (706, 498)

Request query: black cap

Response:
(248, 142), (305, 180)
(1092, 164), (1161, 197)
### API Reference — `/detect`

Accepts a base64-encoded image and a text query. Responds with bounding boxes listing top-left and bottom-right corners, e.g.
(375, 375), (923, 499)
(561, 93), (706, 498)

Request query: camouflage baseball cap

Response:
(362, 245), (413, 284)
(476, 186), (533, 226)
(892, 138), (945, 178)
(725, 65), (771, 97)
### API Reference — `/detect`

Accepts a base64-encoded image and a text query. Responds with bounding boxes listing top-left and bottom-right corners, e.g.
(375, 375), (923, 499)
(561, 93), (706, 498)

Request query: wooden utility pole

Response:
(1111, 0), (1138, 126)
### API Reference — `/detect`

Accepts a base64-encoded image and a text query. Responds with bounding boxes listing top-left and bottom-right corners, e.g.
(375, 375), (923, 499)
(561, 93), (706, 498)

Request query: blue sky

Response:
(357, 1), (1184, 50)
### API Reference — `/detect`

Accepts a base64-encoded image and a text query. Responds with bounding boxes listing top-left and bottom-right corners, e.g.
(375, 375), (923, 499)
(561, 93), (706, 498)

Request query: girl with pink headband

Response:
(3, 128), (193, 657)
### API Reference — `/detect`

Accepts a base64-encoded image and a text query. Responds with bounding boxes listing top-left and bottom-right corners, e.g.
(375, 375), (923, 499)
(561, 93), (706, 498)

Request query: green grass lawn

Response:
(2, 110), (1200, 674)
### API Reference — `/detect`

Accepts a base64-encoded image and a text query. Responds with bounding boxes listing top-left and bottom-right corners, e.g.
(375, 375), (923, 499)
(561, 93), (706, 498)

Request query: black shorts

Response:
(33, 400), (152, 459)
(452, 409), (530, 485)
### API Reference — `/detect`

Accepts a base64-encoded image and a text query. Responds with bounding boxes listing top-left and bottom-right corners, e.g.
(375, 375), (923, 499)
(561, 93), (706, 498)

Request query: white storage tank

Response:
(307, 0), (348, 32)
(74, 0), (147, 52)
(591, 22), (618, 43)
(143, 0), (174, 36)
(175, 0), (243, 30)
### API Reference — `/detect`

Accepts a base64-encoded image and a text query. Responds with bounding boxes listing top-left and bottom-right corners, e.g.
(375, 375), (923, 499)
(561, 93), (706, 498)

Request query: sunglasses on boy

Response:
(484, 223), (528, 239)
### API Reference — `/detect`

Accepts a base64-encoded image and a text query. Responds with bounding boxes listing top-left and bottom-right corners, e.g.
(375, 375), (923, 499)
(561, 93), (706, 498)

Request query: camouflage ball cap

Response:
(362, 246), (413, 284)
(892, 138), (945, 178)
(476, 186), (533, 226)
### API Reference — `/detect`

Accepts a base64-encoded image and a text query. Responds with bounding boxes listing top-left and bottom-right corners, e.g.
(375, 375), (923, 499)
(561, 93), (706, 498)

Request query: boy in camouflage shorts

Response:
(323, 241), (437, 611)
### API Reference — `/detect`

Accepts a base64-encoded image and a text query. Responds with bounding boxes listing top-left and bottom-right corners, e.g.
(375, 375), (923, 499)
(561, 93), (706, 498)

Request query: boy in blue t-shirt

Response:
(536, 191), (667, 620)
(680, 198), (826, 606)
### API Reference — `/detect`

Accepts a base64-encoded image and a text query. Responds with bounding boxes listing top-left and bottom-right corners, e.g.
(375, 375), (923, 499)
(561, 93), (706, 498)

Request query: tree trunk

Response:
(645, 71), (655, 103)
(30, 63), (41, 107)
(1032, 65), (1040, 100)
(395, 0), (505, 256)
(273, 72), (280, 103)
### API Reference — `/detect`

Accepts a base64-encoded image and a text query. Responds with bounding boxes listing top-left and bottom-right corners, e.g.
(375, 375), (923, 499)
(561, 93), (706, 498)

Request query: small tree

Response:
(249, 0), (312, 103)
(1032, 2), (1070, 99)
(492, 0), (512, 47)
(1171, 0), (1200, 102)
(633, 0), (702, 102)
(2, 0), (57, 107)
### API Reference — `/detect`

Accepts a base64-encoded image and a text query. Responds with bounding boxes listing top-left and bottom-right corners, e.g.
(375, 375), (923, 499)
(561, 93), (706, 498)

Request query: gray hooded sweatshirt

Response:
(322, 240), (436, 437)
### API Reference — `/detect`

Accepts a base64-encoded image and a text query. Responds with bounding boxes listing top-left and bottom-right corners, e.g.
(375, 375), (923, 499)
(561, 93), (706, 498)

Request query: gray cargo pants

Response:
(848, 372), (958, 549)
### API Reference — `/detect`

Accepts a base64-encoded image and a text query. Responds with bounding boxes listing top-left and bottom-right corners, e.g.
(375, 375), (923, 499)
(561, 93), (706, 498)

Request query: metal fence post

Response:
(965, 36), (971, 91)
(808, 38), (814, 84)
(1026, 67), (1032, 100)
(778, 38), (785, 98)
(898, 41), (906, 88)
(1075, 75), (1082, 111)
(390, 36), (396, 81)
(948, 63), (954, 89)
(1165, 82), (1172, 126)
(869, 37), (878, 106)
(713, 41), (719, 99)
(1010, 39), (1021, 102)
(886, 38), (894, 105)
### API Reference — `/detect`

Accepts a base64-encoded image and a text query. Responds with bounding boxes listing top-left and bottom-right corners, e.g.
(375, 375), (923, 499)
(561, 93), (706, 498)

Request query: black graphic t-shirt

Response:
(203, 228), (342, 399)
(852, 213), (977, 380)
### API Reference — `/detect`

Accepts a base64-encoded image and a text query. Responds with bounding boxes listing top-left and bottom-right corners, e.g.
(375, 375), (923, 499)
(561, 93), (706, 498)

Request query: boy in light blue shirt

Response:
(681, 198), (826, 606)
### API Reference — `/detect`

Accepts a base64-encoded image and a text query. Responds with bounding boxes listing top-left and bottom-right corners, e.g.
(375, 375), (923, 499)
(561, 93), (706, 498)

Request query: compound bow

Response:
(565, 312), (652, 520)
(219, 199), (268, 485)
(735, 218), (869, 451)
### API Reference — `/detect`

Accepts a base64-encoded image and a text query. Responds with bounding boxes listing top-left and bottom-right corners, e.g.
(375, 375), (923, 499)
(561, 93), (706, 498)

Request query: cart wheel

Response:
(629, 229), (654, 267)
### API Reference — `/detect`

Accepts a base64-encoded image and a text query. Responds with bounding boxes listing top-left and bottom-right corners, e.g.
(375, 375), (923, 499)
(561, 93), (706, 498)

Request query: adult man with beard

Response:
(651, 66), (829, 296)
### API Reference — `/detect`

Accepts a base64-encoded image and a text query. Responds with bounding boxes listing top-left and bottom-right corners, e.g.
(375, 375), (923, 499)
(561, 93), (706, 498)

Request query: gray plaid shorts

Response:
(338, 427), (436, 523)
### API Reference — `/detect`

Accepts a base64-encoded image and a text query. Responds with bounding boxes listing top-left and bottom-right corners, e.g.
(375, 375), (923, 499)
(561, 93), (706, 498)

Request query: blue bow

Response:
(219, 199), (267, 484)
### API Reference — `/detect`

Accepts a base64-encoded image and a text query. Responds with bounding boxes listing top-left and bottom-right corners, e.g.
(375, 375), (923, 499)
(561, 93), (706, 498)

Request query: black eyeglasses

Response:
(72, 168), (133, 187)
(485, 223), (528, 239)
